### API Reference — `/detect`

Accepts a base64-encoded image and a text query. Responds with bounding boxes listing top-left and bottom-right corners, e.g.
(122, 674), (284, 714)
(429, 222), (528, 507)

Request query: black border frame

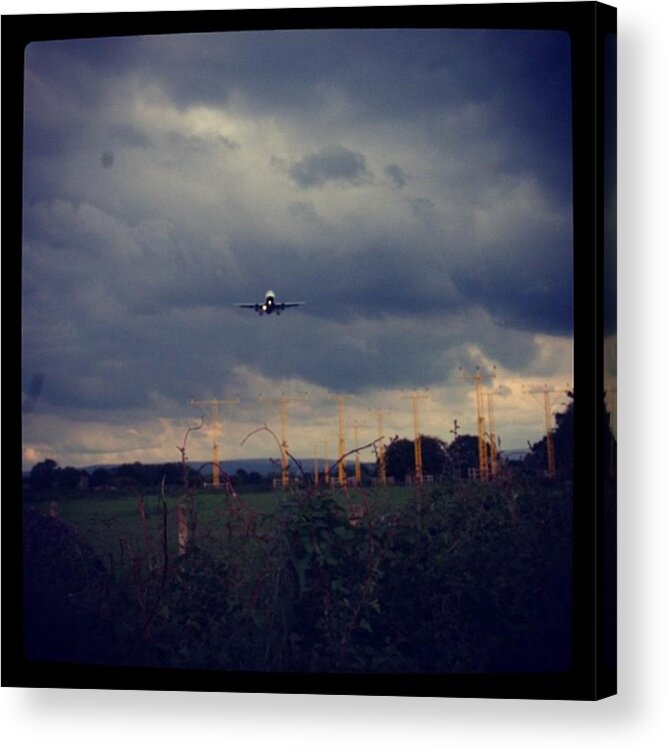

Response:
(2, 2), (617, 700)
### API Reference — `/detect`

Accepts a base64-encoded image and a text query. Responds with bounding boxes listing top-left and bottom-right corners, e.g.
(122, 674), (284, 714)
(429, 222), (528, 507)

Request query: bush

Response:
(22, 481), (572, 673)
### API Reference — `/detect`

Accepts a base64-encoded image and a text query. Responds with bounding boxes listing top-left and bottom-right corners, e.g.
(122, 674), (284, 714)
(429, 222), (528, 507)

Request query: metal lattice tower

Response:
(352, 421), (367, 485)
(483, 386), (506, 479)
(523, 384), (570, 478)
(260, 393), (308, 489)
(373, 410), (388, 486)
(323, 438), (330, 486)
(328, 395), (350, 487)
(313, 443), (320, 487)
(190, 397), (238, 489)
(401, 392), (430, 484)
(460, 367), (496, 480)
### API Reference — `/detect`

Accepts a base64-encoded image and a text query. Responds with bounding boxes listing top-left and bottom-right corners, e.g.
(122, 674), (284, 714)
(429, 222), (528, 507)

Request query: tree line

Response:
(383, 396), (575, 481)
(25, 459), (267, 495)
(25, 398), (581, 495)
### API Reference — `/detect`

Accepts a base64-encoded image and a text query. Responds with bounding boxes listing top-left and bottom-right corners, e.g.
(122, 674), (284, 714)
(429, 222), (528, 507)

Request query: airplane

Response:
(233, 289), (306, 315)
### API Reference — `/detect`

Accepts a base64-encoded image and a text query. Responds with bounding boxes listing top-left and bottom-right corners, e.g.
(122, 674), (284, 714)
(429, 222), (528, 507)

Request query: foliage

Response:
(28, 460), (198, 496)
(23, 479), (573, 674)
(384, 435), (448, 481)
(525, 393), (574, 477)
(23, 509), (118, 664)
(447, 434), (485, 478)
(383, 434), (497, 481)
(28, 459), (60, 491)
(28, 459), (88, 492)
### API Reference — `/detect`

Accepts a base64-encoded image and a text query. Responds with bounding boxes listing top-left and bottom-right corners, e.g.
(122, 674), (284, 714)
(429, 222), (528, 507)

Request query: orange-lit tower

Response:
(402, 391), (430, 484)
(190, 397), (238, 489)
(352, 421), (366, 485)
(313, 443), (320, 487)
(329, 395), (349, 488)
(260, 394), (307, 489)
(460, 367), (496, 480)
(484, 385), (505, 479)
(323, 438), (330, 486)
(523, 384), (570, 478)
(373, 410), (388, 486)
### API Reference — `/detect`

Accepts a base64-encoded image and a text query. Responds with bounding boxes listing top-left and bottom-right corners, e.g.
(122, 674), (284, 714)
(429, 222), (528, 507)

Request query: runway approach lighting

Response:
(233, 290), (306, 316)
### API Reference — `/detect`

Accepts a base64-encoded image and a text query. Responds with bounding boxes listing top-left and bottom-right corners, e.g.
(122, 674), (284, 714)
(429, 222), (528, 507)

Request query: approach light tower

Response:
(460, 366), (496, 480)
(523, 384), (570, 478)
(323, 438), (330, 486)
(313, 443), (320, 487)
(190, 397), (239, 489)
(373, 410), (389, 486)
(401, 391), (430, 484)
(352, 421), (367, 486)
(260, 393), (308, 490)
(329, 395), (351, 488)
(484, 386), (506, 479)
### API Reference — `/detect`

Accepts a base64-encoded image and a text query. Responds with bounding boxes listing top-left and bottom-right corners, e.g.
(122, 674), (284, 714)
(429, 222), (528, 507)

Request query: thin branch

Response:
(125, 474), (169, 663)
(241, 423), (308, 480)
(177, 415), (205, 465)
(284, 449), (306, 480)
(328, 437), (384, 473)
(240, 423), (282, 452)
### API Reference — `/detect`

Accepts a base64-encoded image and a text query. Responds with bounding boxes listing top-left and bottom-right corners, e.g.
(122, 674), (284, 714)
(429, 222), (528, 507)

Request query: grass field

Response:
(23, 478), (573, 673)
(25, 484), (416, 565)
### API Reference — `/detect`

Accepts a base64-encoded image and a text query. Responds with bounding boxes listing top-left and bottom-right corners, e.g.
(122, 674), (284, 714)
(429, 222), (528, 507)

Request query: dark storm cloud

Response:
(289, 146), (371, 189)
(409, 197), (436, 218)
(384, 164), (407, 189)
(27, 30), (570, 177)
(108, 123), (155, 150)
(22, 27), (573, 460)
(454, 261), (573, 337)
(166, 131), (238, 154)
(215, 307), (538, 395)
(23, 29), (572, 217)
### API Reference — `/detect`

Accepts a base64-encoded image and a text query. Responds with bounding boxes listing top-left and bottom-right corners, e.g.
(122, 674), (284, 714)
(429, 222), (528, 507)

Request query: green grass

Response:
(24, 484), (416, 566)
(23, 478), (574, 672)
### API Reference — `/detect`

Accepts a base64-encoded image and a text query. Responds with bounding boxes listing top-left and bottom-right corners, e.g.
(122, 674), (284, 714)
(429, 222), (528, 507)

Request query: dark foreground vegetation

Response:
(24, 479), (572, 674)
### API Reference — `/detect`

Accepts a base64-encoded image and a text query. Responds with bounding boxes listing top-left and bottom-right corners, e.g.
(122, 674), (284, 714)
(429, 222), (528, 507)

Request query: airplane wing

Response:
(281, 302), (306, 308)
(233, 303), (259, 309)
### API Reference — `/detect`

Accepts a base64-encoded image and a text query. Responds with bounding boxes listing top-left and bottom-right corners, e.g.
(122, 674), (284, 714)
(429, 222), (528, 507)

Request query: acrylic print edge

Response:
(3, 1), (616, 700)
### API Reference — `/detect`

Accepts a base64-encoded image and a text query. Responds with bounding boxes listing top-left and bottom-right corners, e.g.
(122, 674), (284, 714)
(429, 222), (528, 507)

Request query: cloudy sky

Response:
(21, 27), (574, 469)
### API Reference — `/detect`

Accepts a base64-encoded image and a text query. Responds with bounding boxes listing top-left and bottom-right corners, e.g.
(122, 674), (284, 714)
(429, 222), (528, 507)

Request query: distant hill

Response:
(24, 452), (528, 481)
(75, 458), (282, 477)
(25, 457), (367, 479)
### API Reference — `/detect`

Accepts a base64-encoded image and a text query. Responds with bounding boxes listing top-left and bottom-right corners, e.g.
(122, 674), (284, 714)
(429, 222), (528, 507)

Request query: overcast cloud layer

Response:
(22, 29), (574, 467)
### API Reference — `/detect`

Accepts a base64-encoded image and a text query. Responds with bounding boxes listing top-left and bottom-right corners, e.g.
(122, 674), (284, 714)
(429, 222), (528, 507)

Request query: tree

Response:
(29, 459), (59, 491)
(58, 466), (82, 490)
(384, 438), (413, 481)
(90, 467), (113, 489)
(447, 435), (482, 478)
(420, 436), (448, 477)
(384, 435), (448, 481)
(234, 468), (250, 485)
(525, 393), (574, 478)
(552, 394), (574, 477)
(603, 391), (617, 478)
(156, 463), (182, 486)
(116, 462), (161, 488)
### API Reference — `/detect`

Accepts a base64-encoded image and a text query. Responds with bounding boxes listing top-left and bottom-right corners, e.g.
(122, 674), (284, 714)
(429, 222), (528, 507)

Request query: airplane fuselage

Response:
(234, 289), (305, 315)
(258, 290), (279, 314)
